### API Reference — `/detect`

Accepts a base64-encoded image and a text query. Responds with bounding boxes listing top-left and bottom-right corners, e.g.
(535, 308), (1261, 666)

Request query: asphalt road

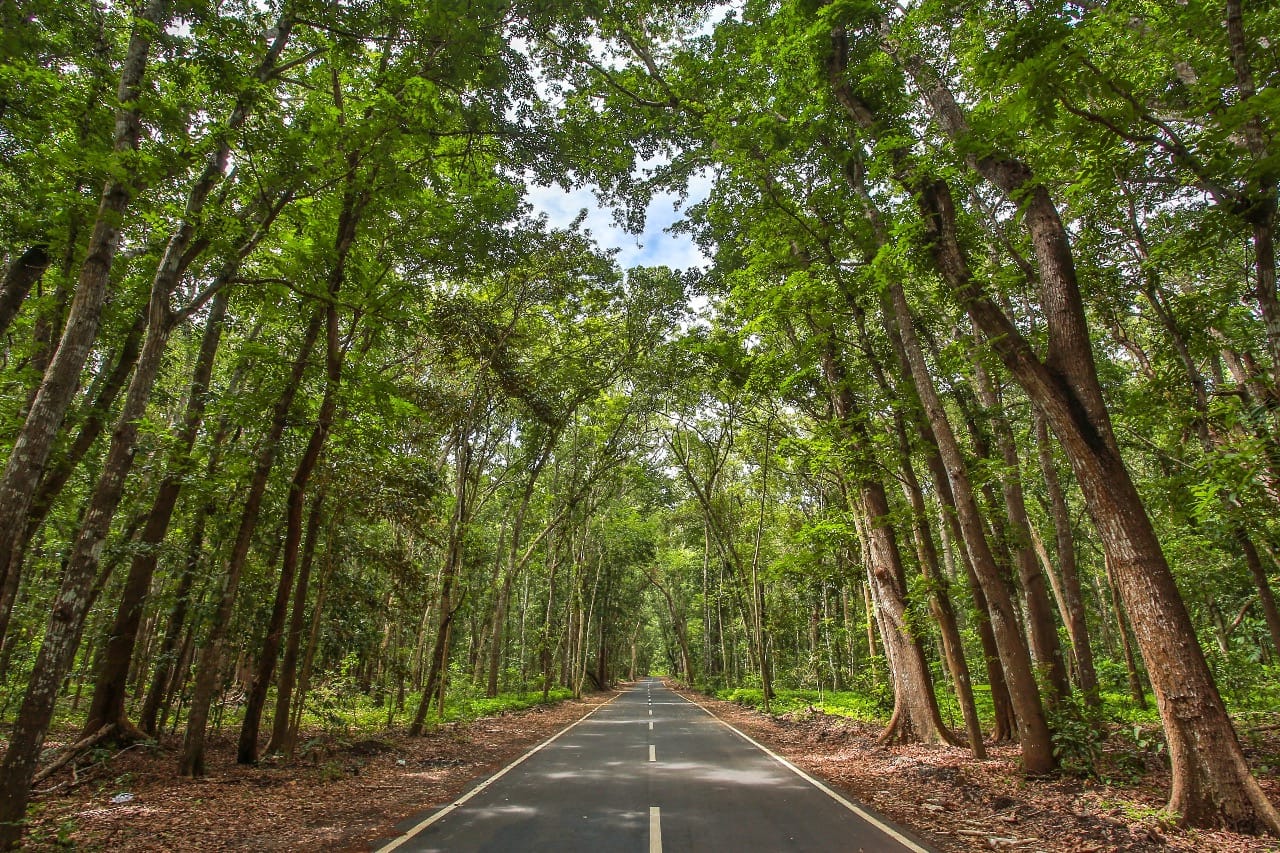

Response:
(377, 678), (934, 852)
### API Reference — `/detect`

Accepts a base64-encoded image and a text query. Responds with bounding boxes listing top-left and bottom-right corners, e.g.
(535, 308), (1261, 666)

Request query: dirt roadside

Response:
(19, 692), (618, 851)
(18, 683), (1279, 851)
(670, 682), (1280, 853)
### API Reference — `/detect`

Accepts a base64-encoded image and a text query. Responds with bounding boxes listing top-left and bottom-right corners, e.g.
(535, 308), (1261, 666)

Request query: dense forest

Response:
(2, 0), (1279, 847)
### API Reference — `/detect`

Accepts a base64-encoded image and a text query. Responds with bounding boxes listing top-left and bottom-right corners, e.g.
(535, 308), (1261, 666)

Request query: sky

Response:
(516, 3), (742, 277)
(523, 178), (711, 272)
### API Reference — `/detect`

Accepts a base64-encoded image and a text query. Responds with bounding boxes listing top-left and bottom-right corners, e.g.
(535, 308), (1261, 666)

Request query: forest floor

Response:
(16, 684), (1280, 851)
(18, 692), (618, 851)
(672, 683), (1280, 853)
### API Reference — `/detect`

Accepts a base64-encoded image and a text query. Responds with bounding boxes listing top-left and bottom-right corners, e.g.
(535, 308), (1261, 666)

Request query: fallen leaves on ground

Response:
(19, 686), (1280, 852)
(671, 684), (1280, 853)
(19, 693), (617, 852)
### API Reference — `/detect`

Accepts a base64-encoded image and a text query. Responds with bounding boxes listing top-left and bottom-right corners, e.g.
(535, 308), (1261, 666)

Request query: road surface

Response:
(377, 678), (934, 852)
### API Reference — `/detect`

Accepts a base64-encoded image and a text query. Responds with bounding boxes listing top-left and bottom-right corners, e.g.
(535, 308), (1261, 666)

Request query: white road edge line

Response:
(375, 691), (624, 852)
(649, 806), (662, 853)
(649, 744), (656, 762)
(677, 687), (932, 853)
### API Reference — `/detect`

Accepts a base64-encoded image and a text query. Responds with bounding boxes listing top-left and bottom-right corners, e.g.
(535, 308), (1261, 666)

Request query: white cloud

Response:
(524, 180), (709, 272)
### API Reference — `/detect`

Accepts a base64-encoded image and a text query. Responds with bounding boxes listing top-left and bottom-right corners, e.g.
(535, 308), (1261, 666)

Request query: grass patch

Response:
(712, 687), (890, 723)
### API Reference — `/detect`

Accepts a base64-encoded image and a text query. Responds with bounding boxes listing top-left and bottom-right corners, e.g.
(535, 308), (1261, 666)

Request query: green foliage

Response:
(716, 687), (890, 722)
(1047, 698), (1109, 779)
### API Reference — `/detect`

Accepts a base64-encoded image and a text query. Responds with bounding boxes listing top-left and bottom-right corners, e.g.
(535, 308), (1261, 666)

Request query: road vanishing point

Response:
(376, 678), (935, 852)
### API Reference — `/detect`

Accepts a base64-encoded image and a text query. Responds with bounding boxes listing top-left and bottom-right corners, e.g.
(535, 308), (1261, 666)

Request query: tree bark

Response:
(178, 310), (323, 777)
(816, 330), (956, 746)
(82, 194), (280, 739)
(410, 431), (471, 736)
(0, 307), (147, 650)
(1033, 412), (1100, 705)
(971, 347), (1071, 704)
(0, 245), (50, 337)
(886, 281), (1052, 771)
(265, 482), (326, 755)
(1224, 0), (1280, 393)
(0, 20), (171, 771)
(894, 411), (986, 756)
(238, 296), (346, 764)
(827, 34), (1280, 827)
(0, 239), (177, 850)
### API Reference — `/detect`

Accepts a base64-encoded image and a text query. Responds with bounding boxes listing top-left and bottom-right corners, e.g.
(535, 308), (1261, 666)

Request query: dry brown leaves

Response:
(671, 684), (1280, 853)
(18, 693), (617, 852)
(18, 687), (1280, 852)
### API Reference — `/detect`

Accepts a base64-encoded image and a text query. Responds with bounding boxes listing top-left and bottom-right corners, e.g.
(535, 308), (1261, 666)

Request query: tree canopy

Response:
(1, 0), (1279, 845)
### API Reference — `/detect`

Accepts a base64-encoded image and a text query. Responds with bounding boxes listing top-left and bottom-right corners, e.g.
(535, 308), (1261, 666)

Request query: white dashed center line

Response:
(649, 744), (656, 762)
(649, 806), (662, 853)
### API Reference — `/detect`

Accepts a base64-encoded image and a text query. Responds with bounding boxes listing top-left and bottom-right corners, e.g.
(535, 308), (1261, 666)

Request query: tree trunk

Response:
(266, 485), (326, 756)
(971, 347), (1071, 704)
(895, 413), (985, 755)
(886, 280), (1052, 772)
(287, 546), (333, 745)
(178, 310), (323, 777)
(0, 308), (146, 649)
(1239, 533), (1280, 659)
(82, 274), (237, 739)
(239, 243), (349, 763)
(0, 244), (50, 337)
(828, 37), (1280, 826)
(1104, 556), (1148, 709)
(0, 252), (176, 848)
(1033, 412), (1099, 705)
(816, 331), (955, 745)
(0, 6), (170, 711)
(914, 92), (1278, 832)
(410, 433), (470, 736)
(236, 406), (333, 764)
(83, 179), (289, 739)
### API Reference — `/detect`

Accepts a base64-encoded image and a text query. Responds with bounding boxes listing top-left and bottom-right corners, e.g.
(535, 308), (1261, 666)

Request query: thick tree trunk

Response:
(828, 37), (1280, 827)
(816, 333), (955, 746)
(1103, 556), (1148, 709)
(0, 254), (176, 848)
(886, 281), (1053, 772)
